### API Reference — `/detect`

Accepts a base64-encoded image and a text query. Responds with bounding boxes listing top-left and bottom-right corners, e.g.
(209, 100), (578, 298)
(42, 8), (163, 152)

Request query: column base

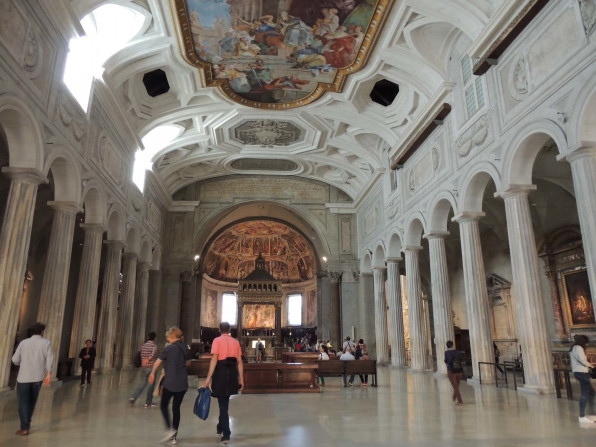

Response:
(465, 377), (495, 385)
(97, 367), (116, 374)
(517, 384), (556, 395)
(389, 363), (409, 369)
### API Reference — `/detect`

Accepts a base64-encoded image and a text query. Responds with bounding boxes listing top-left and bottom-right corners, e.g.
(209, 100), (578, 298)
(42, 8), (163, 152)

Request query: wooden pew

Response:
(316, 360), (378, 387)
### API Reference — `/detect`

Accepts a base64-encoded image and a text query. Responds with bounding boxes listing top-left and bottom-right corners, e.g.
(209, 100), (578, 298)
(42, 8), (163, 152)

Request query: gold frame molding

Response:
(561, 267), (595, 330)
(170, 0), (392, 110)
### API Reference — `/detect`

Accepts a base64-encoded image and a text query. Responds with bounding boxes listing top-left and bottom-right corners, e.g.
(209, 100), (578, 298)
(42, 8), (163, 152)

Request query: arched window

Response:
(287, 294), (302, 326)
(221, 292), (237, 326)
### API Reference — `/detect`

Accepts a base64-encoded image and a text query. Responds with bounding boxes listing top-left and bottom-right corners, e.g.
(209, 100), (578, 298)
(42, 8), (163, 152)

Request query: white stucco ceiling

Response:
(71, 0), (508, 201)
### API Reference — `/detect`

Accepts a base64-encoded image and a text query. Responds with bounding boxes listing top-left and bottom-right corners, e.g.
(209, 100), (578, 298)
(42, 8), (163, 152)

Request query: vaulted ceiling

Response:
(70, 0), (506, 202)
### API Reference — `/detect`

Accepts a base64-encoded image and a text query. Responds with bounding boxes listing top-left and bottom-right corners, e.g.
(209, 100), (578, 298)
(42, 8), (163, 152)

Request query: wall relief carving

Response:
(580, 0), (596, 35)
(408, 147), (440, 192)
(508, 56), (529, 100)
(364, 204), (379, 235)
(22, 28), (40, 76)
(456, 115), (490, 157)
(99, 136), (125, 186)
(57, 92), (86, 143)
(146, 200), (162, 234)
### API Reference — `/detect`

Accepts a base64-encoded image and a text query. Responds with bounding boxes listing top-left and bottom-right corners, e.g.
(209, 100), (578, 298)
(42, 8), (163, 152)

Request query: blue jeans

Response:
(131, 368), (155, 404)
(17, 381), (42, 431)
(574, 372), (595, 417)
(343, 374), (354, 386)
(217, 396), (231, 438)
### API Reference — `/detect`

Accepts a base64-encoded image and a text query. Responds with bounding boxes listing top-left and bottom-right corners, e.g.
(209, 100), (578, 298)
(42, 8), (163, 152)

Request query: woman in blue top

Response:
(444, 340), (464, 405)
(149, 326), (190, 445)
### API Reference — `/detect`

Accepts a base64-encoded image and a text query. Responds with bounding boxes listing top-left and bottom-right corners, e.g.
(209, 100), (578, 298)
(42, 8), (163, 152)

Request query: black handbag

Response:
(590, 368), (596, 379)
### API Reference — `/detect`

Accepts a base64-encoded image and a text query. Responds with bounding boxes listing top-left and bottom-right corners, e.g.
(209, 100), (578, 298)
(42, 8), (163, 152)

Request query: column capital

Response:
(565, 146), (596, 163)
(122, 251), (139, 260)
(80, 223), (105, 234)
(404, 245), (423, 252)
(498, 184), (536, 199)
(424, 231), (450, 240)
(372, 265), (386, 271)
(327, 271), (342, 283)
(1, 167), (47, 185)
(104, 240), (125, 250)
(386, 257), (402, 263)
(452, 211), (485, 223)
(47, 201), (83, 214)
(138, 261), (152, 271)
(180, 270), (194, 282)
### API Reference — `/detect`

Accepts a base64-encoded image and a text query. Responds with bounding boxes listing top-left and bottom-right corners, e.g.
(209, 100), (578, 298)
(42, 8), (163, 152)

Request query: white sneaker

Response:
(578, 416), (594, 424)
(170, 436), (178, 445)
(161, 429), (177, 443)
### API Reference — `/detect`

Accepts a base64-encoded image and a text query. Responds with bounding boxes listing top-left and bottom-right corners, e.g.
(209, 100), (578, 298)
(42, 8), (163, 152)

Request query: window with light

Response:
(287, 294), (302, 326)
(460, 55), (485, 119)
(221, 293), (237, 326)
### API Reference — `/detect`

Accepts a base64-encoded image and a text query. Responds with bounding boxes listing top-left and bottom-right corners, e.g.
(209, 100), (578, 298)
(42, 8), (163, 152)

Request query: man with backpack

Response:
(444, 340), (464, 405)
(129, 331), (158, 408)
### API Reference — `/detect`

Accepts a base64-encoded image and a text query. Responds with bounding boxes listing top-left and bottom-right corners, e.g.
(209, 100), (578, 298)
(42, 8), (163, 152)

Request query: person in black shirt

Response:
(444, 340), (464, 405)
(78, 339), (96, 386)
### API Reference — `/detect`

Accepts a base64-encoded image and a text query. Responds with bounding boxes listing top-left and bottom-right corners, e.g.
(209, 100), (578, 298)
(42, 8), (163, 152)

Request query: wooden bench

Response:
(316, 360), (378, 387)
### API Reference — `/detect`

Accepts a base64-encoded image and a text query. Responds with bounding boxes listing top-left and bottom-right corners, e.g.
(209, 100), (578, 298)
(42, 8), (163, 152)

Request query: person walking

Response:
(204, 322), (245, 444)
(570, 334), (595, 424)
(445, 340), (464, 405)
(130, 331), (158, 408)
(78, 339), (96, 386)
(11, 322), (53, 436)
(149, 327), (190, 445)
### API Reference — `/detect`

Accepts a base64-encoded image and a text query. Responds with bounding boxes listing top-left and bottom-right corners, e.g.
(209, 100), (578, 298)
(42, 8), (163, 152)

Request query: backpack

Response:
(451, 355), (463, 373)
(133, 350), (142, 368)
(354, 345), (363, 360)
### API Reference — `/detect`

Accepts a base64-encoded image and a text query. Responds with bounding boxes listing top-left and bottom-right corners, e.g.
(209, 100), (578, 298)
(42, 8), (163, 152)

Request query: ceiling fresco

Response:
(173, 0), (391, 109)
(203, 220), (316, 283)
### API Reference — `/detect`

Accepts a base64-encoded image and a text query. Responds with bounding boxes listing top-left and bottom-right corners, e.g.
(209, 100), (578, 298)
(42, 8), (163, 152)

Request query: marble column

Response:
(404, 247), (428, 370)
(132, 261), (151, 349)
(372, 267), (389, 364)
(36, 201), (81, 379)
(69, 224), (105, 358)
(237, 303), (244, 347)
(386, 258), (406, 367)
(146, 269), (163, 335)
(568, 148), (596, 302)
(426, 233), (455, 375)
(0, 168), (45, 389)
(179, 271), (195, 341)
(328, 272), (342, 346)
(275, 303), (282, 346)
(359, 272), (375, 356)
(115, 252), (138, 369)
(502, 187), (554, 392)
(95, 240), (124, 371)
(454, 214), (494, 382)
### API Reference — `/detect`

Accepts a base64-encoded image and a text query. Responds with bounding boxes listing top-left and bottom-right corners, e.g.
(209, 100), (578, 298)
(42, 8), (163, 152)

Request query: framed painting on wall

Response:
(562, 268), (595, 328)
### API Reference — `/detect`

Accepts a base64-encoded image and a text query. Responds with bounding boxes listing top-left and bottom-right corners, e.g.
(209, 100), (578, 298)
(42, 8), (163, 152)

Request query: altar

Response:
(237, 253), (283, 347)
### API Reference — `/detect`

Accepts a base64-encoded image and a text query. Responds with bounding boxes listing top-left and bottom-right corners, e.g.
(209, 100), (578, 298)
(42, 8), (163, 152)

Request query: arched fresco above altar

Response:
(172, 0), (392, 109)
(203, 220), (316, 282)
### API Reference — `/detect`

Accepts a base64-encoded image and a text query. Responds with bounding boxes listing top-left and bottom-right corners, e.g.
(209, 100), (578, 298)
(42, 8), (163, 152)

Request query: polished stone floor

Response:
(1, 367), (595, 446)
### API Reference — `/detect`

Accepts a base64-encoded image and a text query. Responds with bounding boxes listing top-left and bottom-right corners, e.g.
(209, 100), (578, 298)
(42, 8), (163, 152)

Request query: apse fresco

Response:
(173, 0), (391, 109)
(204, 220), (316, 283)
(243, 304), (276, 328)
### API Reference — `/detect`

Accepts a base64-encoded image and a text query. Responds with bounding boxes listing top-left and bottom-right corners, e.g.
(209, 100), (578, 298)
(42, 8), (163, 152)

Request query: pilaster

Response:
(115, 252), (139, 369)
